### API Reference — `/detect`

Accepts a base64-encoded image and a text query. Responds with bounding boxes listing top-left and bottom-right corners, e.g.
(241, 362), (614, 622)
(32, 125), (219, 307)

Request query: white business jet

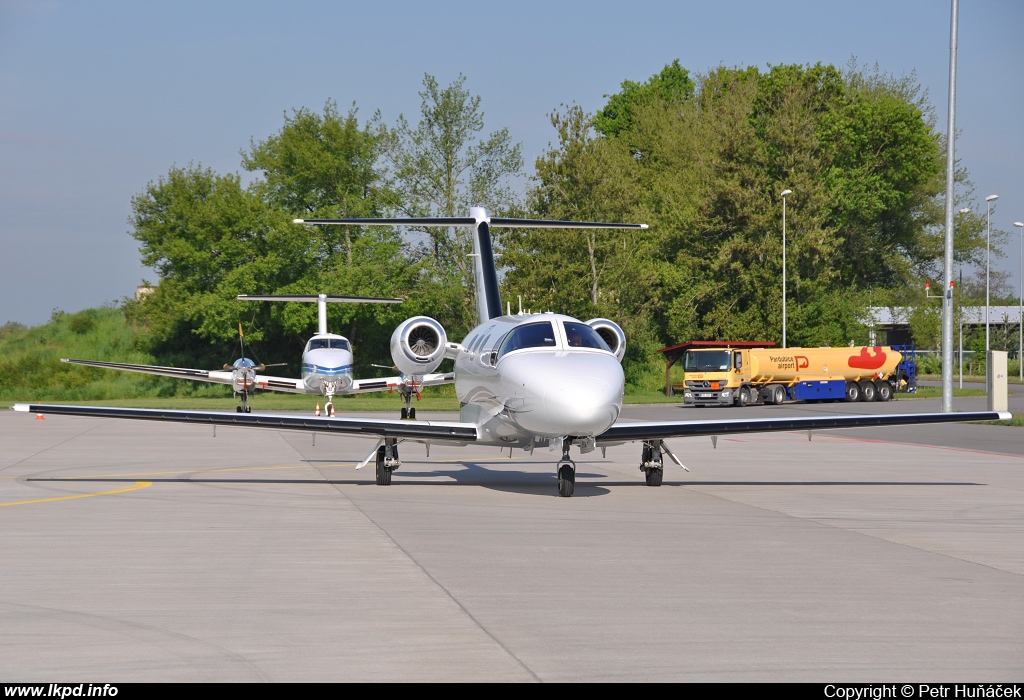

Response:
(16, 208), (1009, 497)
(62, 294), (452, 416)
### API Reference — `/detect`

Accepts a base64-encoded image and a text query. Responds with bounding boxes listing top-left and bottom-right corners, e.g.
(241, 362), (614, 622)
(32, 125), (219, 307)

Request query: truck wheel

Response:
(845, 381), (861, 402)
(875, 380), (893, 402)
(771, 385), (786, 405)
(858, 380), (876, 402)
(738, 387), (750, 407)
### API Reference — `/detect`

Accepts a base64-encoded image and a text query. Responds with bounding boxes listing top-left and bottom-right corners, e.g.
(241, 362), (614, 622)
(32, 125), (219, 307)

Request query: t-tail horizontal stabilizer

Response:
(293, 209), (648, 325)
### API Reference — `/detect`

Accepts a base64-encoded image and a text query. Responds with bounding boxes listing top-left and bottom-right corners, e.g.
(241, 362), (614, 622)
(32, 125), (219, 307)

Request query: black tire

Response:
(845, 381), (861, 402)
(409, 407), (416, 420)
(737, 387), (750, 407)
(858, 380), (876, 402)
(375, 446), (391, 485)
(645, 468), (663, 486)
(401, 407), (408, 419)
(875, 380), (893, 402)
(557, 463), (575, 498)
(771, 385), (786, 405)
(236, 406), (242, 413)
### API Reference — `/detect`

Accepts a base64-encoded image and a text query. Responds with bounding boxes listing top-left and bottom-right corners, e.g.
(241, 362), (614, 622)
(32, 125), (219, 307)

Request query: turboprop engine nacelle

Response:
(390, 316), (448, 376)
(585, 318), (626, 362)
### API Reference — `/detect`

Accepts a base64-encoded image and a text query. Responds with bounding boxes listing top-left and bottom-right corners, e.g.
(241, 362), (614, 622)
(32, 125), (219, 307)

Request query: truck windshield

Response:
(684, 350), (731, 372)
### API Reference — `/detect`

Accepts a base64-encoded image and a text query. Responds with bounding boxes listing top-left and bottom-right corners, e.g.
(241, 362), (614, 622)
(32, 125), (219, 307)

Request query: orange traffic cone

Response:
(35, 414), (45, 420)
(315, 403), (320, 416)
(329, 404), (335, 417)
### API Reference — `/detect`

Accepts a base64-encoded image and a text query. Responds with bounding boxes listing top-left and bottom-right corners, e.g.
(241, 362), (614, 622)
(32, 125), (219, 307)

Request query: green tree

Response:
(375, 73), (523, 334)
(593, 59), (694, 139)
(242, 101), (382, 267)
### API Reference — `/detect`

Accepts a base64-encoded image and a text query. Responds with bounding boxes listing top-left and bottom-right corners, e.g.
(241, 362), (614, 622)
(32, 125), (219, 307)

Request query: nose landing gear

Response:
(556, 439), (575, 497)
(235, 391), (252, 413)
(399, 387), (417, 420)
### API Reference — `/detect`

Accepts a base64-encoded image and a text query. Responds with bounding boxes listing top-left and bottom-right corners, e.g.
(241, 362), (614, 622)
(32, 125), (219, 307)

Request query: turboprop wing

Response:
(61, 358), (306, 393)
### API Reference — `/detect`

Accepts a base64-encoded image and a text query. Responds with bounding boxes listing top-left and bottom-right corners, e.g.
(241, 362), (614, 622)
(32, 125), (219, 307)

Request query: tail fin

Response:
(469, 207), (502, 324)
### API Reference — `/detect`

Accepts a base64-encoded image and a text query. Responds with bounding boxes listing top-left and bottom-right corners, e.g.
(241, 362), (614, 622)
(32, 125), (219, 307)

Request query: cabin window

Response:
(733, 352), (743, 369)
(563, 322), (611, 351)
(497, 322), (557, 358)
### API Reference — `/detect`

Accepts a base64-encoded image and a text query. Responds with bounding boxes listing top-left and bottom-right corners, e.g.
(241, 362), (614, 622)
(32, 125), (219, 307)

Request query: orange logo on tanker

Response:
(794, 356), (809, 370)
(848, 347), (886, 370)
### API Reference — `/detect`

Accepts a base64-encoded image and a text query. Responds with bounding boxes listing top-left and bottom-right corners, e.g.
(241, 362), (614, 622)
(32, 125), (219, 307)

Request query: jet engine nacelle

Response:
(585, 318), (626, 362)
(390, 316), (448, 376)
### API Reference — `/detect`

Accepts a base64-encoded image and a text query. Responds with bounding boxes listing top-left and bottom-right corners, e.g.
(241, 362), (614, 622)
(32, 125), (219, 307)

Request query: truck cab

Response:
(681, 347), (751, 406)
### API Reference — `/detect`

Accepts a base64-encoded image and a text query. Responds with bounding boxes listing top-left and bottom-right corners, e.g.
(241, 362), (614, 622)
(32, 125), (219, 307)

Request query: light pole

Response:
(959, 207), (970, 387)
(985, 194), (998, 352)
(781, 189), (792, 348)
(1016, 221), (1024, 380)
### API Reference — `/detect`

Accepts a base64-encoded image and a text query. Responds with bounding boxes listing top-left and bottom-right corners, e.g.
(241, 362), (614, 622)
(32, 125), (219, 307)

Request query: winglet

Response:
(641, 224), (649, 229)
(998, 412), (1013, 420)
(293, 218), (305, 224)
(12, 404), (30, 412)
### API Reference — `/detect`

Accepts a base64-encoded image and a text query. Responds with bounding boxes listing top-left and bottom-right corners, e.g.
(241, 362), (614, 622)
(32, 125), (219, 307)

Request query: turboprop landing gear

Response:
(375, 439), (401, 486)
(556, 439), (575, 498)
(235, 392), (252, 413)
(399, 390), (417, 420)
(641, 441), (664, 486)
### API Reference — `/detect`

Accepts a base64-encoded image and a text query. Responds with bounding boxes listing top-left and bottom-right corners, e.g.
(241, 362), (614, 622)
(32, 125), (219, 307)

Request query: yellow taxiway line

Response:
(0, 480), (152, 507)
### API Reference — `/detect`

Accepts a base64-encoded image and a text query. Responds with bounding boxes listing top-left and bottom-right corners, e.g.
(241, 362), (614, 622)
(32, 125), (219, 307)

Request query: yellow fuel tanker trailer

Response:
(680, 343), (917, 407)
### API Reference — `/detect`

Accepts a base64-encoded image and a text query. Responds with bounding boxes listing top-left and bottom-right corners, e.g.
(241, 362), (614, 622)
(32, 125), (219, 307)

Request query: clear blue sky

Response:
(1, 0), (1022, 326)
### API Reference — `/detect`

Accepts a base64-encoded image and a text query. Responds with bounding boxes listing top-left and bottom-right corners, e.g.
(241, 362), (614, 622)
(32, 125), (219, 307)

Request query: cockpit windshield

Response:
(683, 350), (731, 372)
(307, 338), (351, 352)
(497, 322), (557, 358)
(563, 322), (611, 351)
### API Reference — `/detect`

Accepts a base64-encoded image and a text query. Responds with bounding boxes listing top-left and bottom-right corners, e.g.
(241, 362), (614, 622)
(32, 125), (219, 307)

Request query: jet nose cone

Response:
(505, 352), (623, 437)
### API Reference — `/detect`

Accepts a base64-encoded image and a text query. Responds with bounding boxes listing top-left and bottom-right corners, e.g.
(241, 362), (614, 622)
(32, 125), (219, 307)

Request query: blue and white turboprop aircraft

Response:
(61, 294), (452, 416)
(17, 208), (1010, 497)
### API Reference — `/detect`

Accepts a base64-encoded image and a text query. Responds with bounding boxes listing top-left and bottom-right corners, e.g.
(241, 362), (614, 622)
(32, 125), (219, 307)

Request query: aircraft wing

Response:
(347, 372), (454, 395)
(11, 404), (478, 443)
(597, 410), (1012, 445)
(61, 358), (307, 394)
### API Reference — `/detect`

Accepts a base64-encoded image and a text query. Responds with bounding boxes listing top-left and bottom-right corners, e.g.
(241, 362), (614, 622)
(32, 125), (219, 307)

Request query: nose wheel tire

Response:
(644, 467), (663, 486)
(557, 462), (575, 498)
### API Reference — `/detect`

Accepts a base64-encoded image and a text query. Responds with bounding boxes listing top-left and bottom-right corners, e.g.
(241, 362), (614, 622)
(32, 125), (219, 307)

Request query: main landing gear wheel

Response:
(641, 441), (664, 487)
(375, 445), (392, 486)
(557, 462), (575, 498)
